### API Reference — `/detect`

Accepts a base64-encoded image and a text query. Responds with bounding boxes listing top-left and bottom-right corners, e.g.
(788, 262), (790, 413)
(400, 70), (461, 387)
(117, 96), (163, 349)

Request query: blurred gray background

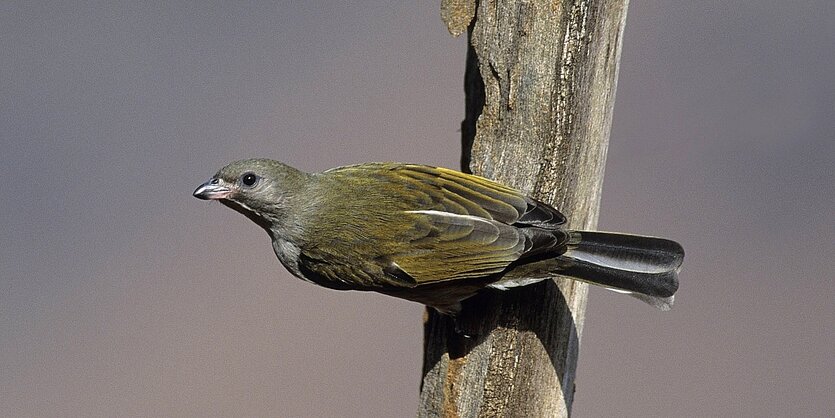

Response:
(2, 1), (833, 417)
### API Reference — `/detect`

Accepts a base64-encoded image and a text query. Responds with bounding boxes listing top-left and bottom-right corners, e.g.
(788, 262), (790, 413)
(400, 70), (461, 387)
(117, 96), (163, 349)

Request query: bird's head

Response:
(193, 159), (309, 230)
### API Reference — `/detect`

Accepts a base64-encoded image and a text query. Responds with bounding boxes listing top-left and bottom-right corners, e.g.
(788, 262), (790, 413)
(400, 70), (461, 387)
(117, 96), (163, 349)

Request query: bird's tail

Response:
(557, 231), (684, 310)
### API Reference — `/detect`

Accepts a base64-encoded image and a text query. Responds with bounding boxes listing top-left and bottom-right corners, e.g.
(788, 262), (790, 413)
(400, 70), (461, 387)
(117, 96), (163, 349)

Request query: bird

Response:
(193, 159), (684, 315)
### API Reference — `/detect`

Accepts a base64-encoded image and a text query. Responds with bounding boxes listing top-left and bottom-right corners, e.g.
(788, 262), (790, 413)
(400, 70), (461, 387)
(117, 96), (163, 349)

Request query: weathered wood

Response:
(420, 1), (629, 416)
(440, 0), (476, 36)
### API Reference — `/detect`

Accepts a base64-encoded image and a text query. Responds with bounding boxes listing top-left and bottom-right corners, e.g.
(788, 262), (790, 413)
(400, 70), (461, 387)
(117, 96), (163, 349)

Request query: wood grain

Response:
(420, 1), (630, 416)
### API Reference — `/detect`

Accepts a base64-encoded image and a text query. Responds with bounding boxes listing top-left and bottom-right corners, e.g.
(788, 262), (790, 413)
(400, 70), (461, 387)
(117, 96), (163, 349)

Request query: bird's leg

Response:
(430, 303), (476, 338)
(452, 315), (475, 339)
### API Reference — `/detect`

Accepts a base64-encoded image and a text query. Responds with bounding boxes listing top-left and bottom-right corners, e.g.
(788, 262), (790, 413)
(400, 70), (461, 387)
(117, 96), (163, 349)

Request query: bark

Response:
(420, 1), (629, 416)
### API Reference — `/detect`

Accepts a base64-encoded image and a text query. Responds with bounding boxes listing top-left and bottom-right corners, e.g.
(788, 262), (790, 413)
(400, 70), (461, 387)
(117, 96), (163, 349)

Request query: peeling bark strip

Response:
(420, 1), (629, 417)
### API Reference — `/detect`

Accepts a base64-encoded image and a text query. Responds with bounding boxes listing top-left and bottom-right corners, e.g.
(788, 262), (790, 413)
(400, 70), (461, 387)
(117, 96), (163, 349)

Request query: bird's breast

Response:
(270, 236), (311, 283)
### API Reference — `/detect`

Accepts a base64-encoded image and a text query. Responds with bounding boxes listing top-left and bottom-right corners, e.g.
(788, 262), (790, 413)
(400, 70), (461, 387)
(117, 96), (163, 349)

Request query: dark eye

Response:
(241, 172), (258, 187)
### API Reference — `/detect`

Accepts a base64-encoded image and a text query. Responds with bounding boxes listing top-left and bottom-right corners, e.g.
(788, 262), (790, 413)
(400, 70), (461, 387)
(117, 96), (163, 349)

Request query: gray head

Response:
(193, 159), (308, 229)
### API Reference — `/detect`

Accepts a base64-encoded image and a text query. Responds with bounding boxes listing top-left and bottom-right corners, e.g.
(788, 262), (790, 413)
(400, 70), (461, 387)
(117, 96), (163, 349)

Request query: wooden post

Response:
(421, 1), (629, 416)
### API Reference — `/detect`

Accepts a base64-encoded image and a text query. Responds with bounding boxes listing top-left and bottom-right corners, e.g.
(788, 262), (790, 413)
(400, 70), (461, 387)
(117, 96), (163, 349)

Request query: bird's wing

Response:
(346, 164), (569, 284)
(297, 206), (542, 287)
(301, 164), (569, 287)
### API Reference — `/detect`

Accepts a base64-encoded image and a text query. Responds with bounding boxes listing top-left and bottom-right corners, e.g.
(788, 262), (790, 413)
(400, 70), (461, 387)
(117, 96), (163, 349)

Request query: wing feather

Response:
(390, 210), (527, 283)
(395, 165), (528, 223)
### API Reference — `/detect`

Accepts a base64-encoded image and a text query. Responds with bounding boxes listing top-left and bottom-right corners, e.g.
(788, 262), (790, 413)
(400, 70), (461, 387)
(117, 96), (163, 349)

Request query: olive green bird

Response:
(194, 159), (683, 314)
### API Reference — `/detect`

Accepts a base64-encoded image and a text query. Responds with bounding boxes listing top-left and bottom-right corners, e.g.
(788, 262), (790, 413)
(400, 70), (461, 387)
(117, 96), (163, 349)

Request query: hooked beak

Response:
(193, 179), (234, 200)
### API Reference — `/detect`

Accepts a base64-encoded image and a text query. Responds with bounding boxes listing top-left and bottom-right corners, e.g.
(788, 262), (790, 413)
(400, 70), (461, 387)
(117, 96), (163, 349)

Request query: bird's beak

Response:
(193, 179), (234, 200)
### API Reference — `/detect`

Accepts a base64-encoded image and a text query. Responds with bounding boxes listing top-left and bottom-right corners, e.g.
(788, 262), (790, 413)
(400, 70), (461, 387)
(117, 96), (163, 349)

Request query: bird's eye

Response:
(241, 173), (259, 187)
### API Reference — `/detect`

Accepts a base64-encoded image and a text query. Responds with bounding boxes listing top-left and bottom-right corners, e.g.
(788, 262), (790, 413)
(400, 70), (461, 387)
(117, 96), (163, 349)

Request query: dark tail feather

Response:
(559, 231), (684, 310)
